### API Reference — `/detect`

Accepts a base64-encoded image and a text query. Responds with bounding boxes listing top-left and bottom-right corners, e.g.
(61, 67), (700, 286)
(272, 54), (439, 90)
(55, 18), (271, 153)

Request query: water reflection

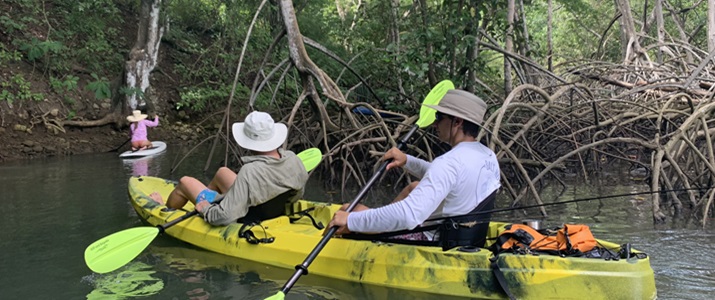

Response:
(126, 157), (151, 176)
(138, 240), (466, 300)
(84, 261), (164, 299)
(0, 148), (713, 299)
(122, 155), (163, 177)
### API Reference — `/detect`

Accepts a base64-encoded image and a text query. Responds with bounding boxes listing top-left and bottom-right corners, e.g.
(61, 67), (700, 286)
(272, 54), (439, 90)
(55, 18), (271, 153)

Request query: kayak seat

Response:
(340, 190), (497, 250)
(237, 189), (299, 224)
(442, 190), (495, 249)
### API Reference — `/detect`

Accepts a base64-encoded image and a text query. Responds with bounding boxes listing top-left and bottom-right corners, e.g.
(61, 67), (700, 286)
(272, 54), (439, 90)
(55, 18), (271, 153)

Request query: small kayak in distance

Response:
(119, 141), (167, 158)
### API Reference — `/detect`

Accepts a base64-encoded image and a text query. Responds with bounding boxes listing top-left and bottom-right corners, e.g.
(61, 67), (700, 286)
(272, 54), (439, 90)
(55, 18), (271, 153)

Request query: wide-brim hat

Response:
(232, 111), (288, 152)
(127, 110), (148, 122)
(425, 89), (487, 125)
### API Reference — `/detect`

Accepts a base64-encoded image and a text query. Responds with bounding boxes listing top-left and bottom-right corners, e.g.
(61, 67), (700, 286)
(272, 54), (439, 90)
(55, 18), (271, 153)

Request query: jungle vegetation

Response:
(2, 0), (715, 225)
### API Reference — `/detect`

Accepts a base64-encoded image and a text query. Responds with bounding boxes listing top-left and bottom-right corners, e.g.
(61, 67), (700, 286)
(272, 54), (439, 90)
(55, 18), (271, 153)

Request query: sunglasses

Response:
(435, 112), (451, 122)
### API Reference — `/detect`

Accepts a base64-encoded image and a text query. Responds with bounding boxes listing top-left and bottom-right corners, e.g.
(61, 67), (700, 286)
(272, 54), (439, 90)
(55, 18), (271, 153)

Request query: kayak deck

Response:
(128, 176), (656, 299)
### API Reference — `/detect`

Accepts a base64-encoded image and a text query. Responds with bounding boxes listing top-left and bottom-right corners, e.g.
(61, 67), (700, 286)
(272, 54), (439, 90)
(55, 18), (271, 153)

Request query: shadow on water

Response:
(0, 145), (713, 299)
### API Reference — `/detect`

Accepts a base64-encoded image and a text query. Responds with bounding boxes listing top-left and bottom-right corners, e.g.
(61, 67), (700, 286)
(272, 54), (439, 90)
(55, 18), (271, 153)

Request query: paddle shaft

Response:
(109, 138), (131, 152)
(158, 210), (199, 233)
(157, 196), (225, 233)
(280, 125), (419, 295)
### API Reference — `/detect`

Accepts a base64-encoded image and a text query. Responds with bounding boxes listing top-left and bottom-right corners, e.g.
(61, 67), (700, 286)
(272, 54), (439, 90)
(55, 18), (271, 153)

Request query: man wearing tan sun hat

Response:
(149, 111), (309, 225)
(328, 89), (501, 248)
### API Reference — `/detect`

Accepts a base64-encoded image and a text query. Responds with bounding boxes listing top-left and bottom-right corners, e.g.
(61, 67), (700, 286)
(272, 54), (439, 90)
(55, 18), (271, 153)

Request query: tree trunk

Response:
(465, 0), (479, 93)
(546, 0), (554, 72)
(125, 0), (165, 111)
(279, 0), (342, 131)
(335, 0), (346, 21)
(518, 0), (534, 84)
(504, 0), (514, 95)
(614, 0), (644, 64)
(663, 1), (694, 64)
(450, 0), (463, 79)
(416, 0), (437, 86)
(655, 0), (665, 63)
(390, 0), (405, 98)
(708, 0), (715, 53)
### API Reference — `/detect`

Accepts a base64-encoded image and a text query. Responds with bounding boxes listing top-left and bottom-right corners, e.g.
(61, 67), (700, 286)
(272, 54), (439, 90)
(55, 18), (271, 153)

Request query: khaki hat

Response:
(425, 89), (487, 125)
(126, 110), (148, 122)
(232, 111), (288, 152)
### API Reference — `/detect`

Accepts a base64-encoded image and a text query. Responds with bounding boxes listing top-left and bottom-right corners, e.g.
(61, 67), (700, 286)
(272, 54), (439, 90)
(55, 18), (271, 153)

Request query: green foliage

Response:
(0, 15), (26, 34)
(168, 0), (227, 33)
(3, 0), (715, 120)
(50, 75), (78, 93)
(6, 0), (36, 9)
(1, 74), (44, 104)
(86, 73), (111, 100)
(19, 38), (64, 61)
(1, 0), (124, 77)
(0, 90), (15, 105)
(119, 86), (145, 100)
(177, 85), (244, 112)
(50, 75), (79, 106)
(164, 0), (278, 112)
(0, 47), (23, 63)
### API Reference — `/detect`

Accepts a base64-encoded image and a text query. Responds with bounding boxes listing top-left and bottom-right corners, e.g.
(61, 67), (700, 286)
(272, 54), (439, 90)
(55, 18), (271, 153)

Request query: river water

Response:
(0, 145), (713, 299)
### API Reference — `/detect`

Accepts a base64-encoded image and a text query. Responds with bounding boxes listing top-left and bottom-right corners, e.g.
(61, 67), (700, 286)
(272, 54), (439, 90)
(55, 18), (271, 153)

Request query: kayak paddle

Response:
(296, 147), (322, 172)
(84, 147), (323, 274)
(266, 80), (454, 300)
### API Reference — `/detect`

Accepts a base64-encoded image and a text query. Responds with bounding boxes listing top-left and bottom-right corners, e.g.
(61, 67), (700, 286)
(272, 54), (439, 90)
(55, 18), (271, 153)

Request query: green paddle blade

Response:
(85, 227), (160, 274)
(415, 79), (455, 128)
(264, 291), (285, 300)
(297, 147), (322, 172)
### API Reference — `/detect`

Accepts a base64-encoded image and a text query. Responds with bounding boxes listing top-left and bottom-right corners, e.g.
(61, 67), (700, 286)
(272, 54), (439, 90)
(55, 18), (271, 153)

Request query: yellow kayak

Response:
(129, 176), (656, 299)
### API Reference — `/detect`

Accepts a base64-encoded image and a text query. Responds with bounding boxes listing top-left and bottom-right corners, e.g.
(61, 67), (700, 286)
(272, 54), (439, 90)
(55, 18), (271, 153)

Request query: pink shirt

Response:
(130, 117), (159, 141)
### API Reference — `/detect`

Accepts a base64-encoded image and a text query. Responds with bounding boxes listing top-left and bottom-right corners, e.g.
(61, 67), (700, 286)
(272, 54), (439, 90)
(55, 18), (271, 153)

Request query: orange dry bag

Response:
(494, 223), (597, 254)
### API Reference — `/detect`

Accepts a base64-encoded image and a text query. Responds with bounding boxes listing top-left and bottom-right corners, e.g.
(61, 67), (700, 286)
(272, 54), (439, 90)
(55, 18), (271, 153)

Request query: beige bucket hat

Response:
(232, 111), (288, 152)
(126, 110), (148, 122)
(425, 89), (487, 125)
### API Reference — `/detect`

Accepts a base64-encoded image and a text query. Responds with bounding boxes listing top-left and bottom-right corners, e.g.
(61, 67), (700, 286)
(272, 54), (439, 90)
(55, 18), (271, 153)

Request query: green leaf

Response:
(87, 74), (112, 100)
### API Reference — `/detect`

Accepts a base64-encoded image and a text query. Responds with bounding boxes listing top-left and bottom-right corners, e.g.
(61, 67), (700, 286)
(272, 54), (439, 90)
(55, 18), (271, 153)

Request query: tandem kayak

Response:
(128, 176), (656, 299)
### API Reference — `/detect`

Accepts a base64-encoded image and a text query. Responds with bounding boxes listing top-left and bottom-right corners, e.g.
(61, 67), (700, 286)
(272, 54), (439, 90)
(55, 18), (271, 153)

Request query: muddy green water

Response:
(0, 146), (713, 299)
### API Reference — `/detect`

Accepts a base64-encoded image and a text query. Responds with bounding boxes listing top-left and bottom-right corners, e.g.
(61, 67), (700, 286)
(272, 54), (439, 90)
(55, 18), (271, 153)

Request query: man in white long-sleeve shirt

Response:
(328, 89), (501, 242)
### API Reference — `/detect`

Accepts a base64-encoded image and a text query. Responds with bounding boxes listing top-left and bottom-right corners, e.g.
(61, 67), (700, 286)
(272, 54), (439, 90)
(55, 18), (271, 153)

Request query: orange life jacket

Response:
(494, 223), (597, 254)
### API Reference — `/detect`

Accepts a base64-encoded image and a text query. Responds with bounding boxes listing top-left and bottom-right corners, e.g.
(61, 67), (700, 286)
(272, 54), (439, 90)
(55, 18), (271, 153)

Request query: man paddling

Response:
(327, 90), (501, 244)
(150, 111), (309, 225)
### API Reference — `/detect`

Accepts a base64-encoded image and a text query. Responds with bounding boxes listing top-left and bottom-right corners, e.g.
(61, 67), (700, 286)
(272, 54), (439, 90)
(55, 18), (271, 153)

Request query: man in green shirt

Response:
(149, 111), (309, 225)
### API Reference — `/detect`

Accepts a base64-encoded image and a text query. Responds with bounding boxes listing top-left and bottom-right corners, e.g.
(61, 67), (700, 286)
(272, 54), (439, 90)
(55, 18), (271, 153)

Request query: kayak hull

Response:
(119, 141), (167, 158)
(129, 176), (656, 299)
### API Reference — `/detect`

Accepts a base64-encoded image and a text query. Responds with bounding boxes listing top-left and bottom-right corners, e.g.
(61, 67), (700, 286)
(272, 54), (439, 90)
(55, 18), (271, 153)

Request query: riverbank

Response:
(0, 116), (210, 162)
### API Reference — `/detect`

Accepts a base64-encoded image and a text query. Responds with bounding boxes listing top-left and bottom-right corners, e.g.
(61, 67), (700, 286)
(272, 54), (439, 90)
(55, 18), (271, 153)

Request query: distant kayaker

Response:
(327, 89), (501, 243)
(127, 110), (160, 151)
(149, 111), (309, 226)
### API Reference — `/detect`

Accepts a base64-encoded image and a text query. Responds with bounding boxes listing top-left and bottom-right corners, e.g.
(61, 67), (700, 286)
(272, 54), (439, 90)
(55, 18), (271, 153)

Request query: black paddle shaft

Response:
(157, 196), (225, 234)
(280, 125), (419, 295)
(158, 210), (199, 234)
